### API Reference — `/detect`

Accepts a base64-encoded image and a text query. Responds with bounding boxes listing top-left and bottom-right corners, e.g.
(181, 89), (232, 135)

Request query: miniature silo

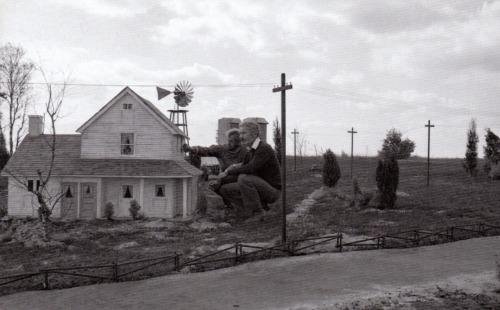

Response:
(217, 118), (241, 145)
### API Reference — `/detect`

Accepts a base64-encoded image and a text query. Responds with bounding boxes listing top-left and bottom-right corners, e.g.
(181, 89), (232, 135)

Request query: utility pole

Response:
(425, 120), (434, 186)
(291, 129), (299, 171)
(273, 73), (292, 244)
(348, 127), (357, 178)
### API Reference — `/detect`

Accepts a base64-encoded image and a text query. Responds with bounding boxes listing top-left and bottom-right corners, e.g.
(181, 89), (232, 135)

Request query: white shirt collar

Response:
(249, 137), (261, 150)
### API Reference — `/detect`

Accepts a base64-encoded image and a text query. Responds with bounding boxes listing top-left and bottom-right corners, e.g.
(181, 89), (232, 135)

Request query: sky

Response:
(1, 0), (500, 158)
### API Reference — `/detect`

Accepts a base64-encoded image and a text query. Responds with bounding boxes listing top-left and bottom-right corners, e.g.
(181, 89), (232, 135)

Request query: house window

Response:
(155, 185), (165, 197)
(123, 185), (133, 198)
(121, 133), (134, 155)
(123, 103), (133, 110)
(83, 185), (92, 198)
(27, 179), (41, 192)
(64, 185), (73, 198)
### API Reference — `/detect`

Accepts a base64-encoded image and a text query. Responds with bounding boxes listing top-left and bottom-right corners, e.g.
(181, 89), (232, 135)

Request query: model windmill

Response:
(156, 81), (194, 138)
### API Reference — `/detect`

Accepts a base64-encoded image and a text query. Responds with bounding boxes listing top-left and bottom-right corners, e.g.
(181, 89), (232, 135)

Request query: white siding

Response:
(60, 177), (101, 218)
(173, 177), (198, 218)
(8, 175), (197, 219)
(102, 178), (140, 218)
(102, 178), (180, 218)
(80, 93), (184, 160)
(7, 177), (62, 217)
(143, 179), (175, 218)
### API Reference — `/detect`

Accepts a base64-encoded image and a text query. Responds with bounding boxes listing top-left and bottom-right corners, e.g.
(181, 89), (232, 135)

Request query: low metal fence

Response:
(1, 221), (499, 295)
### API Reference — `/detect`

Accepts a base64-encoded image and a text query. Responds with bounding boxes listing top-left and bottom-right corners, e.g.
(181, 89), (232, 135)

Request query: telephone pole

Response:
(425, 120), (434, 186)
(273, 74), (292, 244)
(291, 129), (299, 171)
(348, 127), (357, 178)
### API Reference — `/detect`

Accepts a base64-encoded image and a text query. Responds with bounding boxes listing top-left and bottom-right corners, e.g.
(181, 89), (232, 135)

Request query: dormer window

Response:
(123, 103), (133, 110)
(121, 133), (134, 155)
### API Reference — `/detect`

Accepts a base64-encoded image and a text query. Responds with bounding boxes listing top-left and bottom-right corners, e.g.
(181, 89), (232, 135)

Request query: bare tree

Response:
(296, 130), (308, 166)
(0, 43), (35, 155)
(4, 69), (69, 229)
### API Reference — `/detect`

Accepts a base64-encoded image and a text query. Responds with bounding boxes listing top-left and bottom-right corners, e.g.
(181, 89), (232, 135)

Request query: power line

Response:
(0, 82), (275, 88)
(296, 86), (500, 118)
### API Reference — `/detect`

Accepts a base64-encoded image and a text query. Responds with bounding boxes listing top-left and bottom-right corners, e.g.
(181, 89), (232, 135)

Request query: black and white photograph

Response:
(0, 1), (499, 309)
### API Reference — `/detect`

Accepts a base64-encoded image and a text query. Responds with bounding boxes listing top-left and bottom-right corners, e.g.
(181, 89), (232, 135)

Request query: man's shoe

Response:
(244, 210), (265, 223)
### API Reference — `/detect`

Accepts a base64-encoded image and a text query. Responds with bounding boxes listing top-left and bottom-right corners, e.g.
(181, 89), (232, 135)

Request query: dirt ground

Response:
(0, 236), (498, 310)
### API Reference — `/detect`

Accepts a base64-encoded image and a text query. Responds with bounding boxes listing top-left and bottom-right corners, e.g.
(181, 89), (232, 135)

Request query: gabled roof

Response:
(201, 157), (220, 166)
(76, 87), (187, 137)
(1, 135), (201, 178)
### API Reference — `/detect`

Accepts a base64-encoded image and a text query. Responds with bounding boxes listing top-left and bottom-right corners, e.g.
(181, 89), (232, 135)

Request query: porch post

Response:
(139, 179), (144, 212)
(182, 178), (188, 218)
(96, 179), (102, 218)
(76, 182), (81, 219)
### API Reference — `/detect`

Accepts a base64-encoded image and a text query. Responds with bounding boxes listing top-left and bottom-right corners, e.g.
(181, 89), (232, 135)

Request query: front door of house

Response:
(80, 183), (97, 219)
(119, 184), (135, 218)
(61, 183), (77, 218)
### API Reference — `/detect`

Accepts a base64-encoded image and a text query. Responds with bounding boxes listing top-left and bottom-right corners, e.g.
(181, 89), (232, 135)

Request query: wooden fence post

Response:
(174, 253), (180, 271)
(287, 241), (295, 256)
(479, 222), (486, 236)
(43, 272), (50, 290)
(112, 262), (119, 282)
(234, 243), (239, 266)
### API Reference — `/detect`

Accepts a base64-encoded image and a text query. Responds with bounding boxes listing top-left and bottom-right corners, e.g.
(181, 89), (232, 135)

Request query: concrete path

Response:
(0, 236), (499, 310)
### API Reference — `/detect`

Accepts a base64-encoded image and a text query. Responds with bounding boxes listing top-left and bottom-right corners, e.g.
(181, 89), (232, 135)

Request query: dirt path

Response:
(1, 236), (499, 310)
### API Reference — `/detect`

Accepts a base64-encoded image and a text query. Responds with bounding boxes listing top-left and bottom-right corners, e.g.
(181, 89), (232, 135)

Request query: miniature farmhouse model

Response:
(1, 87), (201, 219)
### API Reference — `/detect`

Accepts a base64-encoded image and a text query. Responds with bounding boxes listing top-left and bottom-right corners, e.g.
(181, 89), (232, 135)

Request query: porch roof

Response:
(1, 135), (201, 178)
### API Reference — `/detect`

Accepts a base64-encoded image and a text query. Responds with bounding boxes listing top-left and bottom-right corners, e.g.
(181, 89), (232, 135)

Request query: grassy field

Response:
(0, 155), (499, 295)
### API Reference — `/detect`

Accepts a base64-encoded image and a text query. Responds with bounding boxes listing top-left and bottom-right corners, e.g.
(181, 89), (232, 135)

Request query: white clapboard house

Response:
(1, 87), (201, 219)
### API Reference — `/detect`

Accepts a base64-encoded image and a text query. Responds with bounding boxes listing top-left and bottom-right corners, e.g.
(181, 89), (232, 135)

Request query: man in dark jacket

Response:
(182, 129), (246, 205)
(219, 120), (281, 222)
(182, 128), (246, 173)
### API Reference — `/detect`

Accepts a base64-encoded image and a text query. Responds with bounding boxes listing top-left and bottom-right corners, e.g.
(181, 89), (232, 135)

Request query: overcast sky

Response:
(1, 0), (499, 158)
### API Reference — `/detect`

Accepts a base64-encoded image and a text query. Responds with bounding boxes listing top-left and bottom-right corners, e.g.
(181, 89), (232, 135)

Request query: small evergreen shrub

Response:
(375, 151), (399, 209)
(129, 199), (141, 220)
(463, 118), (478, 177)
(104, 202), (114, 220)
(489, 164), (500, 180)
(484, 161), (491, 174)
(323, 149), (341, 188)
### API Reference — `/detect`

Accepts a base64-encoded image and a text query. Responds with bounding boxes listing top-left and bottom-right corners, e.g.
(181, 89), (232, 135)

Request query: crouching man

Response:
(219, 120), (281, 222)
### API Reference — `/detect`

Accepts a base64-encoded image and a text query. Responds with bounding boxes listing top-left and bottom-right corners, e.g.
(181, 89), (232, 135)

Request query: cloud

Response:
(345, 1), (478, 34)
(152, 0), (268, 54)
(152, 0), (341, 60)
(48, 0), (153, 18)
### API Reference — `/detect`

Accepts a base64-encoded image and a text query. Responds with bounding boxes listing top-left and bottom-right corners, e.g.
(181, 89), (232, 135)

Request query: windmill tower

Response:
(156, 81), (194, 139)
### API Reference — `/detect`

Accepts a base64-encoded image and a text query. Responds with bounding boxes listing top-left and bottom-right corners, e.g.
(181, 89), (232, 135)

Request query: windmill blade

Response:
(156, 87), (171, 100)
(174, 80), (194, 107)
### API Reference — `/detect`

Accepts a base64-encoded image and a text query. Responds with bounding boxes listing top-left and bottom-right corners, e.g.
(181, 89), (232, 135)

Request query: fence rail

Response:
(1, 221), (499, 295)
